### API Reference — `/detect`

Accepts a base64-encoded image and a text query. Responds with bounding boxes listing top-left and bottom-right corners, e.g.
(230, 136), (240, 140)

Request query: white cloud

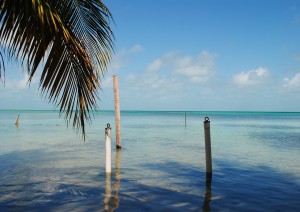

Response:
(126, 74), (137, 81)
(125, 72), (183, 101)
(123, 50), (218, 104)
(233, 67), (269, 86)
(146, 59), (163, 72)
(110, 56), (127, 70)
(128, 44), (143, 53)
(146, 50), (217, 83)
(283, 73), (300, 89)
(0, 72), (41, 103)
(175, 51), (217, 83)
(101, 75), (113, 89)
(146, 51), (177, 72)
(5, 73), (37, 90)
(144, 74), (180, 92)
(102, 44), (144, 88)
(110, 44), (143, 71)
(175, 56), (192, 67)
(118, 44), (143, 56)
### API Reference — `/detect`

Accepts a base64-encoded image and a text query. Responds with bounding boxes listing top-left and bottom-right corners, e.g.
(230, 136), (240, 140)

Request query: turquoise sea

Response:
(0, 110), (299, 211)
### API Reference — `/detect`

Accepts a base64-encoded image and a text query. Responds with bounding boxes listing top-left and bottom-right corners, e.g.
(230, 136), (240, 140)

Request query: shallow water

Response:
(0, 110), (299, 211)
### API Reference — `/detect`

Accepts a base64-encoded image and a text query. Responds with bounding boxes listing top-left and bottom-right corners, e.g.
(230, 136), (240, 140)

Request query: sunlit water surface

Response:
(0, 110), (299, 211)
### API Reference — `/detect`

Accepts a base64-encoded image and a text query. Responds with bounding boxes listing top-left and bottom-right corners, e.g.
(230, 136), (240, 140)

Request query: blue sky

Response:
(1, 0), (300, 111)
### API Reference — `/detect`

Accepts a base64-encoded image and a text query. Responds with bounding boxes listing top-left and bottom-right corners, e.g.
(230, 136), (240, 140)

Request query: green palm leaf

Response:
(0, 0), (114, 138)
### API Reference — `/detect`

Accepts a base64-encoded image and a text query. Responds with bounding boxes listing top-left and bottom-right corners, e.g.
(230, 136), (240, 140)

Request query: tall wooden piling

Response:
(105, 123), (112, 173)
(113, 75), (121, 149)
(202, 173), (212, 211)
(204, 117), (212, 174)
(15, 114), (20, 127)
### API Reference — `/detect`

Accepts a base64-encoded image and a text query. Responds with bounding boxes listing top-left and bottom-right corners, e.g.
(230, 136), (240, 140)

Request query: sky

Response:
(1, 0), (300, 111)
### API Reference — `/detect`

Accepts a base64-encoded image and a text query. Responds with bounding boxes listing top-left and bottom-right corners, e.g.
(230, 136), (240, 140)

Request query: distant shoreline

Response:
(0, 109), (299, 115)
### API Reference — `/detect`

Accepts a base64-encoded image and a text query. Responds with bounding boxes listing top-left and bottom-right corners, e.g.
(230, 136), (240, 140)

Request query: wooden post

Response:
(202, 173), (212, 211)
(185, 112), (187, 127)
(15, 114), (20, 127)
(204, 117), (212, 174)
(105, 123), (112, 173)
(113, 75), (121, 149)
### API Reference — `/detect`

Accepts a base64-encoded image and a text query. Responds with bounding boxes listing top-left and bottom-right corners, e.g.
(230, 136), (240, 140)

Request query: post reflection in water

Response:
(113, 150), (121, 209)
(202, 173), (212, 212)
(104, 173), (112, 211)
(103, 150), (121, 211)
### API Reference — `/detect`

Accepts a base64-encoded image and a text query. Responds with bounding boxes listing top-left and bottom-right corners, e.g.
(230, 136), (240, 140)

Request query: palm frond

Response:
(0, 52), (5, 84)
(0, 0), (114, 138)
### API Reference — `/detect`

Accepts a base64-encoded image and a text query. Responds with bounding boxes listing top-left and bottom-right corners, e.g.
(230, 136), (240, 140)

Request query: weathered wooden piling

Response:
(113, 75), (121, 149)
(204, 117), (212, 174)
(203, 173), (212, 211)
(203, 116), (212, 211)
(15, 114), (20, 126)
(105, 123), (112, 173)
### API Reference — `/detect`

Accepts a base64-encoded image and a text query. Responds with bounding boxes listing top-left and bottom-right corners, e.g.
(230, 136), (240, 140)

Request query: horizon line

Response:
(0, 109), (299, 113)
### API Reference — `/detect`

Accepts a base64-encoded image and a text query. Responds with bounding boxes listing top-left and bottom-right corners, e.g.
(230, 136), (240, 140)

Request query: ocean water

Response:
(0, 110), (299, 211)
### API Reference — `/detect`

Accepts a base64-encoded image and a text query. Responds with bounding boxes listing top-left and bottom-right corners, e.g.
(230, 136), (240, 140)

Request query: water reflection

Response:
(202, 173), (212, 212)
(104, 150), (121, 211)
(113, 150), (121, 209)
(104, 173), (112, 211)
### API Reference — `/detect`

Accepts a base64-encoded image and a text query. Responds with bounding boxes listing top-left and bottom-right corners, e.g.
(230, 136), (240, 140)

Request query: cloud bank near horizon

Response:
(1, 44), (300, 111)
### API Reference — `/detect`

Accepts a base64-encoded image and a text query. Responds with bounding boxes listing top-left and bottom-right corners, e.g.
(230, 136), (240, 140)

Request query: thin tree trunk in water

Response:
(113, 75), (121, 149)
(15, 114), (20, 127)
